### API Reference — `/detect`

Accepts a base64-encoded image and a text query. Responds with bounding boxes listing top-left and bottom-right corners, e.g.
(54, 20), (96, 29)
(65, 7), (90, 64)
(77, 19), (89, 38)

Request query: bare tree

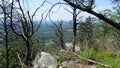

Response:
(10, 0), (45, 67)
(50, 20), (65, 49)
(0, 0), (13, 68)
(48, 2), (81, 52)
(65, 5), (81, 52)
(64, 0), (120, 30)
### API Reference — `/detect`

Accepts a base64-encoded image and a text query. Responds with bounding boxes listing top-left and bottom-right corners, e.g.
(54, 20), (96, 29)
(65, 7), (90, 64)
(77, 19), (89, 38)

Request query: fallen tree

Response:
(72, 52), (112, 68)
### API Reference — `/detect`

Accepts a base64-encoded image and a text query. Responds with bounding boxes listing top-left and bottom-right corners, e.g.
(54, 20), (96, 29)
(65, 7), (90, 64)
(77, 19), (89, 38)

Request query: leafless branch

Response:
(10, 0), (23, 36)
(30, 14), (43, 37)
(64, 8), (73, 14)
(45, 2), (67, 20)
(16, 52), (25, 68)
(32, 0), (46, 20)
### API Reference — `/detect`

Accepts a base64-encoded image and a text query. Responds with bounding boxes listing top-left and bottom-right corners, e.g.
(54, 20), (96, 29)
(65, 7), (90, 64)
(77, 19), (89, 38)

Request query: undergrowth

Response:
(76, 47), (120, 68)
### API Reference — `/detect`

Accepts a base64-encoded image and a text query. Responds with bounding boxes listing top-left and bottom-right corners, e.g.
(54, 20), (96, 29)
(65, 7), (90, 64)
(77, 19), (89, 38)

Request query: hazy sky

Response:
(25, 0), (114, 21)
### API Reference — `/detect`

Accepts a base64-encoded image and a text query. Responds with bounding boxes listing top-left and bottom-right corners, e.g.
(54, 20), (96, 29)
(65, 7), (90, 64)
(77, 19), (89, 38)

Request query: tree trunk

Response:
(72, 7), (77, 52)
(60, 36), (64, 49)
(5, 38), (9, 68)
(25, 39), (32, 67)
(4, 13), (10, 68)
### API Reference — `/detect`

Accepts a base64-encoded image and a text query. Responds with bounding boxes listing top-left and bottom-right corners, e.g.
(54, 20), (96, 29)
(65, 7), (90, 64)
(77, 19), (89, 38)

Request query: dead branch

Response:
(64, 0), (120, 29)
(72, 52), (112, 68)
(45, 2), (67, 20)
(16, 52), (25, 68)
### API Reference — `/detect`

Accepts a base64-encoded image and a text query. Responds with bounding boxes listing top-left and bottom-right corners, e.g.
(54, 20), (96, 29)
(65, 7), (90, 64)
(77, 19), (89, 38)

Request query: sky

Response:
(24, 0), (115, 21)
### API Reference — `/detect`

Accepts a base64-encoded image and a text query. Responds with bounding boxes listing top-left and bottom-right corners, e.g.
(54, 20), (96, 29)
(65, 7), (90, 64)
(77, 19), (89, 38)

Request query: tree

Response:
(10, 0), (45, 67)
(64, 0), (120, 29)
(48, 1), (81, 52)
(95, 6), (120, 51)
(65, 5), (81, 52)
(0, 1), (13, 68)
(51, 20), (65, 49)
(78, 17), (94, 47)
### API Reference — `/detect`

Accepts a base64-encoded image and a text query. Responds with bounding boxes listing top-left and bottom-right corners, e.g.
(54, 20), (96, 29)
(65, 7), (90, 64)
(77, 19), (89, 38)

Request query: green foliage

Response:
(58, 56), (68, 63)
(77, 47), (97, 64)
(94, 5), (120, 51)
(0, 2), (120, 67)
(78, 5), (120, 52)
(32, 36), (42, 53)
(78, 17), (95, 47)
(76, 47), (120, 68)
(0, 48), (6, 67)
(43, 39), (61, 54)
(0, 36), (42, 68)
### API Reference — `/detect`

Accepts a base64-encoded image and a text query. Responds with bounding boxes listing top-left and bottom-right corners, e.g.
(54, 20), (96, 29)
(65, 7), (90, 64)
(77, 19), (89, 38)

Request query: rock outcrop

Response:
(33, 52), (58, 68)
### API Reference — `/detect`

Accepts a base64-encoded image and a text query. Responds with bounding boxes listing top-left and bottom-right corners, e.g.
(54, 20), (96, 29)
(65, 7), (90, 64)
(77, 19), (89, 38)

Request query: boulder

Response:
(33, 52), (58, 68)
(75, 45), (80, 52)
(65, 43), (80, 52)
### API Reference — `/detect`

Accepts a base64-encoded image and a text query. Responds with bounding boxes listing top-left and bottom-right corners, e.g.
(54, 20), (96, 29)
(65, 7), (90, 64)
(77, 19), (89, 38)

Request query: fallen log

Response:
(72, 52), (112, 68)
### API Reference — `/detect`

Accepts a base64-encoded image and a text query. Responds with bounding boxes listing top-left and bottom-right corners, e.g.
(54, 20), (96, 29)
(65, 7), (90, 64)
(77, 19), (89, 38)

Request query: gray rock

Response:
(65, 43), (73, 51)
(88, 65), (96, 68)
(75, 45), (80, 52)
(33, 52), (58, 68)
(65, 43), (80, 52)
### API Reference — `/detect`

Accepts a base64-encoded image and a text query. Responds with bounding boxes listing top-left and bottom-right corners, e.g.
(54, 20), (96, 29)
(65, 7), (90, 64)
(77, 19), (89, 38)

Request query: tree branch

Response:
(64, 0), (120, 29)
(72, 52), (112, 68)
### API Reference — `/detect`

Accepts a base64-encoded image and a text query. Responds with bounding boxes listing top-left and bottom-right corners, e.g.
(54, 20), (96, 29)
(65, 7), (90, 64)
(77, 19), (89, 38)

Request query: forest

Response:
(0, 0), (120, 68)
